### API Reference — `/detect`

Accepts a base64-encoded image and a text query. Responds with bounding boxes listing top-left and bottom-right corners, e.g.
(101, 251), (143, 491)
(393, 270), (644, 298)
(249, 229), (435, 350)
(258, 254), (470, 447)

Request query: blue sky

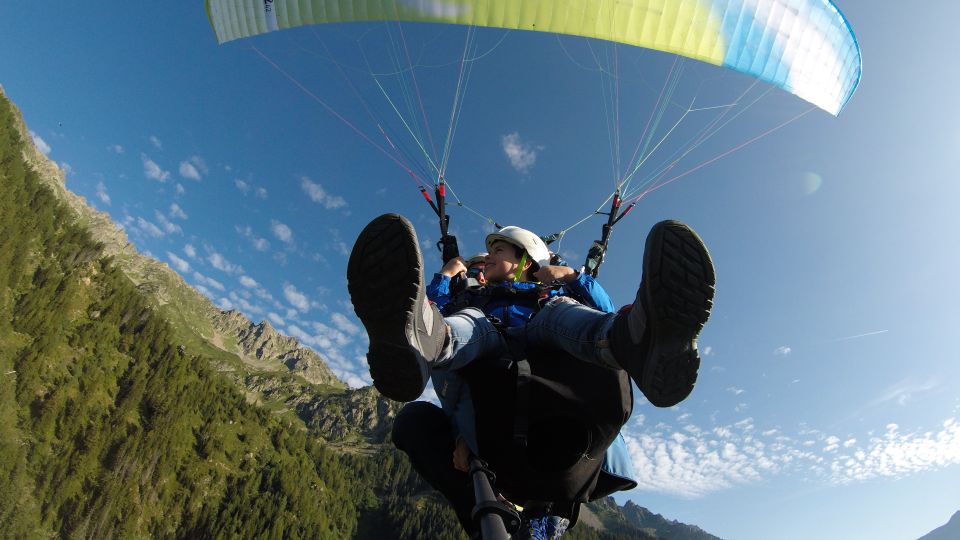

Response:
(3, 2), (959, 539)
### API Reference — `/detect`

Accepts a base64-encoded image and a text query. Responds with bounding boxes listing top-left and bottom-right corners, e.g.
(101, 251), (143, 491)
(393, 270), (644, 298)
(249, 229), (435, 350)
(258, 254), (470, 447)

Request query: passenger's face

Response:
(468, 263), (487, 285)
(484, 241), (524, 282)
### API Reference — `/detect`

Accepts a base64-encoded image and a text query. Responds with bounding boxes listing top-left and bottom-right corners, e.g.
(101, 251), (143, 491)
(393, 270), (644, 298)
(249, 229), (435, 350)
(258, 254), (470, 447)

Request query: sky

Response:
(3, 2), (959, 539)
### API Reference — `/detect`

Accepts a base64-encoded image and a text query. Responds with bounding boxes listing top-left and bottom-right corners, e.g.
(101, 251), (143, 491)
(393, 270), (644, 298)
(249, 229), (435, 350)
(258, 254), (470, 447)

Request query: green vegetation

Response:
(0, 93), (466, 539)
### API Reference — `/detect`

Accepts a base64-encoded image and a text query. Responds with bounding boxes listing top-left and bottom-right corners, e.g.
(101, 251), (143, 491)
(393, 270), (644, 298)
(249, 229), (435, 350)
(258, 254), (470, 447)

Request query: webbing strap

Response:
(512, 252), (528, 282)
(512, 357), (532, 448)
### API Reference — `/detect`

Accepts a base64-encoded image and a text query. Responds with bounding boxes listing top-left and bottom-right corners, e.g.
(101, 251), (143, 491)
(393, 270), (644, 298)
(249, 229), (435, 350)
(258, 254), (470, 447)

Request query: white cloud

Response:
(271, 220), (294, 244)
(624, 427), (769, 498)
(238, 275), (259, 289)
(216, 297), (234, 310)
(727, 387), (745, 396)
(267, 312), (286, 327)
(702, 346), (714, 356)
(149, 135), (163, 150)
(136, 217), (164, 238)
(154, 211), (182, 235)
(179, 161), (202, 181)
(169, 203), (188, 220)
(107, 144), (124, 154)
(501, 132), (541, 173)
(235, 225), (270, 252)
(189, 155), (208, 174)
(193, 271), (226, 292)
(253, 286), (275, 304)
(622, 413), (960, 500)
(206, 247), (241, 274)
(284, 320), (359, 380)
(336, 370), (370, 389)
(229, 290), (264, 315)
(327, 228), (351, 257)
(301, 177), (347, 209)
(283, 283), (310, 311)
(175, 183), (185, 195)
(774, 346), (792, 356)
(826, 420), (960, 484)
(175, 156), (207, 181)
(30, 131), (51, 155)
(234, 179), (249, 194)
(95, 181), (111, 206)
(167, 252), (191, 273)
(194, 284), (213, 298)
(60, 162), (74, 176)
(286, 324), (313, 345)
(331, 313), (361, 335)
(255, 187), (268, 199)
(869, 378), (940, 408)
(824, 436), (841, 452)
(184, 244), (197, 259)
(142, 154), (170, 182)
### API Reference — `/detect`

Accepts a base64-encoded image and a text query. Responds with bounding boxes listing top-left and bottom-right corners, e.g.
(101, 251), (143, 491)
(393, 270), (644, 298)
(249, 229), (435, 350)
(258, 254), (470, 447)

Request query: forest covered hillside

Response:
(0, 87), (719, 539)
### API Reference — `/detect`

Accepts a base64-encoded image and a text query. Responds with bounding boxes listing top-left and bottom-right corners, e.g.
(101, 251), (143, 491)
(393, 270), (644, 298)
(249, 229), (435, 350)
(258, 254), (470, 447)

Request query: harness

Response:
(448, 281), (557, 316)
(452, 286), (634, 523)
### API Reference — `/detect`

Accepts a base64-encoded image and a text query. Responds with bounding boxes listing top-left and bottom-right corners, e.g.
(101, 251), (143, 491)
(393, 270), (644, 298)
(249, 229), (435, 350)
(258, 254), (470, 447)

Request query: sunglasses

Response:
(467, 267), (483, 278)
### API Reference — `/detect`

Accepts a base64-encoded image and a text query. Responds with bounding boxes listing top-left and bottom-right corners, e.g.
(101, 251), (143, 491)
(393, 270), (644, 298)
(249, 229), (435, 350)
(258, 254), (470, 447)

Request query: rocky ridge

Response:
(212, 310), (342, 388)
(621, 500), (722, 540)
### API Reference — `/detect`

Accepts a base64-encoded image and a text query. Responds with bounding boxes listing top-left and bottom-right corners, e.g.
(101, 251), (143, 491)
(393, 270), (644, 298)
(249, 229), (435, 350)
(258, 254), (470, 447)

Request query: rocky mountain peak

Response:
(211, 309), (344, 389)
(621, 500), (723, 540)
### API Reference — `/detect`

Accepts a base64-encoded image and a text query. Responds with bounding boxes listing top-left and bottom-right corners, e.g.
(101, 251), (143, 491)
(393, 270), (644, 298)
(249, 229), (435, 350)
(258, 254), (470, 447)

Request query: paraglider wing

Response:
(206, 0), (861, 115)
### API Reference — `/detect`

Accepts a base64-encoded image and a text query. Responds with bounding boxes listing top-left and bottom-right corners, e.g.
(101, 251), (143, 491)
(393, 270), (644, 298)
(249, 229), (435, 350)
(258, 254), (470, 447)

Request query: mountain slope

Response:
(918, 510), (960, 540)
(0, 87), (365, 538)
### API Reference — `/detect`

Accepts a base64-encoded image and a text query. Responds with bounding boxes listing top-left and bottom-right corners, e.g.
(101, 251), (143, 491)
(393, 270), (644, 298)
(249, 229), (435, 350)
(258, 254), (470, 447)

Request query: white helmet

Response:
(485, 226), (551, 268)
(465, 253), (488, 267)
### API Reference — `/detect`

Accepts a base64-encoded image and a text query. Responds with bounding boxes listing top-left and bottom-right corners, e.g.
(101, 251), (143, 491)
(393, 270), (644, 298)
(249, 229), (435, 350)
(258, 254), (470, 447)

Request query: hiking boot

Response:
(347, 213), (446, 402)
(608, 220), (715, 407)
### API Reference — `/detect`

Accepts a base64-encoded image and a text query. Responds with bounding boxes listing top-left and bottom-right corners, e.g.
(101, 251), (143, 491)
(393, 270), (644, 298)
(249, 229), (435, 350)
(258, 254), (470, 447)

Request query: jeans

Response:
(431, 297), (621, 454)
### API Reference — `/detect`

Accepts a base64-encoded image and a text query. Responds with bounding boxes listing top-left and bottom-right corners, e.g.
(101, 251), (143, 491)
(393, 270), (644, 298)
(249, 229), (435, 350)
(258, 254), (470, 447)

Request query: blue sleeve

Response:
(601, 433), (638, 488)
(426, 273), (452, 313)
(564, 272), (616, 313)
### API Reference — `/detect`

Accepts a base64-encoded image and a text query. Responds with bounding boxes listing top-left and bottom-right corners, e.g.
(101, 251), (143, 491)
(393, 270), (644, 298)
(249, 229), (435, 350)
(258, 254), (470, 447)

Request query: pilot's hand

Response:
(453, 436), (471, 472)
(441, 257), (468, 278)
(533, 265), (577, 284)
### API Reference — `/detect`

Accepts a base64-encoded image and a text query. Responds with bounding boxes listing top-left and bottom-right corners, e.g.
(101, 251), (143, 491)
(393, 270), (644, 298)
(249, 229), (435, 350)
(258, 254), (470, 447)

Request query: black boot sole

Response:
(347, 214), (432, 402)
(640, 220), (716, 407)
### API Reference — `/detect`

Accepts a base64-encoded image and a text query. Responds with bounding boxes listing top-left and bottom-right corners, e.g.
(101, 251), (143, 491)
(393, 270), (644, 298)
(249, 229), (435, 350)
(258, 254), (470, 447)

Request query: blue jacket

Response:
(426, 271), (616, 324)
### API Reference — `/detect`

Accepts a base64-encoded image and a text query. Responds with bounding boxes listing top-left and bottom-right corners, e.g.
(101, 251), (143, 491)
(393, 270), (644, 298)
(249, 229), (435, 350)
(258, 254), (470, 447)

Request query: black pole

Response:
(585, 190), (623, 278)
(469, 458), (520, 539)
(436, 178), (460, 263)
